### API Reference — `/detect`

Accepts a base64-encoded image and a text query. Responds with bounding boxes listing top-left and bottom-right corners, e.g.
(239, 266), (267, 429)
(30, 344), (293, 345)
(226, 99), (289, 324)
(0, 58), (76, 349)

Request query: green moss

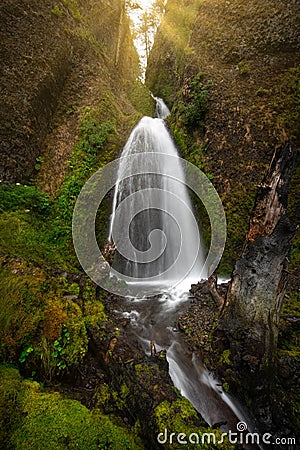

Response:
(218, 182), (256, 274)
(0, 101), (117, 265)
(127, 80), (154, 117)
(94, 384), (113, 411)
(276, 352), (300, 429)
(52, 111), (115, 235)
(94, 380), (133, 416)
(0, 210), (76, 269)
(219, 349), (231, 365)
(120, 383), (130, 399)
(274, 65), (300, 141)
(282, 290), (300, 319)
(0, 366), (23, 447)
(62, 0), (83, 20)
(134, 362), (160, 379)
(0, 261), (107, 379)
(51, 5), (63, 17)
(0, 366), (142, 450)
(237, 60), (250, 76)
(155, 398), (234, 449)
(155, 397), (199, 431)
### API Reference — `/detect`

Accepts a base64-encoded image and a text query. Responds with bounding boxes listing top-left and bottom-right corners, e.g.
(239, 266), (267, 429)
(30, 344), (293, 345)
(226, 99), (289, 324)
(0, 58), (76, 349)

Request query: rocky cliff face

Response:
(147, 0), (300, 274)
(0, 0), (139, 183)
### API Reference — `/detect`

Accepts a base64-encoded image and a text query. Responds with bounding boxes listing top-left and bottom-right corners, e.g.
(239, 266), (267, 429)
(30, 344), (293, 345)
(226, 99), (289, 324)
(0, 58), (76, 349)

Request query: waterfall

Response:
(108, 98), (205, 290)
(108, 98), (258, 445)
(154, 96), (170, 119)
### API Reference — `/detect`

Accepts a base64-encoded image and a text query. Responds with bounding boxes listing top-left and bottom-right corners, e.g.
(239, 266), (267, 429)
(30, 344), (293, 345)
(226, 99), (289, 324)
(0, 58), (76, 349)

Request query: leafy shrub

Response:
(181, 74), (209, 130)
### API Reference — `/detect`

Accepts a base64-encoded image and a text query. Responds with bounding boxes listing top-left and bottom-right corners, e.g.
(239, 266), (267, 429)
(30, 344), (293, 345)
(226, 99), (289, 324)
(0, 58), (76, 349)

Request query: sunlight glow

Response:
(127, 0), (160, 73)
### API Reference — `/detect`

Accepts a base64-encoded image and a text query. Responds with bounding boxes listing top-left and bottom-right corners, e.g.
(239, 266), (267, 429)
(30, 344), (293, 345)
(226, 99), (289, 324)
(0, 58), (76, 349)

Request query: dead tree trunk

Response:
(220, 141), (297, 426)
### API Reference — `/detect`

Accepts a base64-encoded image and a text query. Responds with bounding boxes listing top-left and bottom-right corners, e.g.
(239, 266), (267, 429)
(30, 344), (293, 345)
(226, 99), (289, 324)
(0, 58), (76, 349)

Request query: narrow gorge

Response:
(0, 1), (299, 449)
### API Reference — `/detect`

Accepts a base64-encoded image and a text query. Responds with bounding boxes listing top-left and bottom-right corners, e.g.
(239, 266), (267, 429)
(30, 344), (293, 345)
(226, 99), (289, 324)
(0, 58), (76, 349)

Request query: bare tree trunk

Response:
(115, 0), (125, 66)
(220, 141), (297, 427)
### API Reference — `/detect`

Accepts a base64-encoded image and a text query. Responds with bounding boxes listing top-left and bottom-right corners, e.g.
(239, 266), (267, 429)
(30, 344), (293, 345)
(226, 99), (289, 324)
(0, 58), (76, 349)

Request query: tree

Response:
(130, 0), (166, 61)
(138, 11), (156, 59)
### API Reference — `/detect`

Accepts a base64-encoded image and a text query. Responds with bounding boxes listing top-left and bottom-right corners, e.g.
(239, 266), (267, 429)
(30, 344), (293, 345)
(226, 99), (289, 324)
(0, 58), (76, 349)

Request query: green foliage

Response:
(62, 0), (83, 20)
(0, 260), (107, 380)
(181, 74), (209, 129)
(51, 5), (63, 17)
(237, 60), (250, 76)
(19, 346), (34, 364)
(0, 184), (51, 215)
(0, 366), (142, 450)
(282, 290), (300, 319)
(0, 211), (74, 269)
(0, 185), (69, 267)
(59, 303), (87, 365)
(0, 98), (120, 268)
(155, 398), (234, 449)
(222, 382), (229, 392)
(219, 349), (231, 365)
(171, 126), (187, 154)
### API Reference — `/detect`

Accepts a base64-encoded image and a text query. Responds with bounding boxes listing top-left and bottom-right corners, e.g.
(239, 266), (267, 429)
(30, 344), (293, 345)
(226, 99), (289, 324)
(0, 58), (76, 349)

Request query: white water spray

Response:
(109, 98), (205, 288)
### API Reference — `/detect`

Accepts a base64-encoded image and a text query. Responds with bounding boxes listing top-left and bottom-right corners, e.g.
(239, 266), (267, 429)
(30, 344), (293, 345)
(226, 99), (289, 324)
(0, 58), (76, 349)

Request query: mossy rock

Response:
(0, 259), (107, 380)
(155, 398), (235, 449)
(0, 365), (143, 450)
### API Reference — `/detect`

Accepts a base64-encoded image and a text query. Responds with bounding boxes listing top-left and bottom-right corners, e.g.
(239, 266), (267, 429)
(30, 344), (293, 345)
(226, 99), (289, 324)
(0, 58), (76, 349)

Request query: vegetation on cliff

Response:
(147, 0), (300, 277)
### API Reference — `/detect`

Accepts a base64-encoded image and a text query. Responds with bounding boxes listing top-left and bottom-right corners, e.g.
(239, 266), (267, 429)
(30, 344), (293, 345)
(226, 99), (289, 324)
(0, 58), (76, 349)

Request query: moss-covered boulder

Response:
(0, 365), (143, 450)
(0, 258), (108, 381)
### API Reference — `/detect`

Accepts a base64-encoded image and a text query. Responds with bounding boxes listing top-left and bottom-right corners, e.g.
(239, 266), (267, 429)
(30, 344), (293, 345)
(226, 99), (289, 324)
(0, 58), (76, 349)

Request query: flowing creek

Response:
(109, 98), (261, 447)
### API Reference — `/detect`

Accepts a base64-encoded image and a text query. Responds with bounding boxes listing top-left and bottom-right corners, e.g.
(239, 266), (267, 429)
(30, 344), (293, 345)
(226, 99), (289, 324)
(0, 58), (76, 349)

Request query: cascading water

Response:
(153, 95), (170, 119)
(109, 97), (260, 448)
(109, 99), (205, 290)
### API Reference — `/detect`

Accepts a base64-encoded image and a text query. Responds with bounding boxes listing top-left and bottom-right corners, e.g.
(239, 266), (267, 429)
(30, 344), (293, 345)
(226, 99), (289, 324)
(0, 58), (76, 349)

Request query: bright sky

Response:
(128, 0), (156, 72)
